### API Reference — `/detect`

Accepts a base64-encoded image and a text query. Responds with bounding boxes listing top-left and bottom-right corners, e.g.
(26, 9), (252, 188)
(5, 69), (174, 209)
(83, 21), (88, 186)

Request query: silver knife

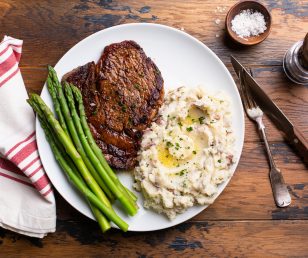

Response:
(231, 56), (308, 163)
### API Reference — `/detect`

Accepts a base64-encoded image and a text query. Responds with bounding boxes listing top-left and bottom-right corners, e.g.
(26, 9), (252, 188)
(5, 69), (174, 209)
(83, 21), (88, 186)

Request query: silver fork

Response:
(239, 68), (291, 208)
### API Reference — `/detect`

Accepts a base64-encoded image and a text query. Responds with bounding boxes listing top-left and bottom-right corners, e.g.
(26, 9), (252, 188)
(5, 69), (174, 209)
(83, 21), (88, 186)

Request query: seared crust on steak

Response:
(63, 41), (164, 169)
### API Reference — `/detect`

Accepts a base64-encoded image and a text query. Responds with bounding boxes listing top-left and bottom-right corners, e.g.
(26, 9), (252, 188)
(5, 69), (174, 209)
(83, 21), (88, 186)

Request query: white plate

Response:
(37, 23), (244, 231)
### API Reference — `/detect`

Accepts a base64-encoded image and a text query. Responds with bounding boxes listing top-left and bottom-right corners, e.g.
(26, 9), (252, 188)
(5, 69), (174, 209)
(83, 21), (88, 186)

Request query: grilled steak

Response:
(64, 41), (164, 169)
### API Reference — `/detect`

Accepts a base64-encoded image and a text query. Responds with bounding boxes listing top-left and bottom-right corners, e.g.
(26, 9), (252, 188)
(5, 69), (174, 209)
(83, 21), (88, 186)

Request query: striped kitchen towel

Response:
(0, 36), (56, 238)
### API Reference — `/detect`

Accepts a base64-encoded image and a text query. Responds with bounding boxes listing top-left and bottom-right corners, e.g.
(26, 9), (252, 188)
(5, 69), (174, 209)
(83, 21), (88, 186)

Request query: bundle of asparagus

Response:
(27, 66), (138, 233)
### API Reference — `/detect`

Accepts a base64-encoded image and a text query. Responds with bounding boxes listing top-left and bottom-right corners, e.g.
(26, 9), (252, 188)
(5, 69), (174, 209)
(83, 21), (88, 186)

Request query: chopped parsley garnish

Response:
(134, 83), (141, 90)
(192, 150), (197, 154)
(176, 169), (187, 176)
(179, 138), (183, 141)
(218, 159), (222, 163)
(166, 141), (174, 148)
(178, 121), (183, 127)
(154, 67), (161, 75)
(199, 116), (205, 124)
(186, 126), (193, 132)
(118, 101), (127, 112)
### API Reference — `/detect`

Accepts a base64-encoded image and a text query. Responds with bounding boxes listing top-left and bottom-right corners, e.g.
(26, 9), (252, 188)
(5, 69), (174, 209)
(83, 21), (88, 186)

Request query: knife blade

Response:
(231, 55), (308, 163)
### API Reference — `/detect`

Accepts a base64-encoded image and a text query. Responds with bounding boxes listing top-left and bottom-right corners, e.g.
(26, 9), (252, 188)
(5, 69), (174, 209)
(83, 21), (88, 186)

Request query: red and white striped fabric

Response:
(0, 36), (56, 238)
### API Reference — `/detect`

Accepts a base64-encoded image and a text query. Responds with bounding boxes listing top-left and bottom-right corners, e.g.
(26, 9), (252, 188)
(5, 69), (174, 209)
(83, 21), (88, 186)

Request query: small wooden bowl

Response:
(225, 1), (272, 46)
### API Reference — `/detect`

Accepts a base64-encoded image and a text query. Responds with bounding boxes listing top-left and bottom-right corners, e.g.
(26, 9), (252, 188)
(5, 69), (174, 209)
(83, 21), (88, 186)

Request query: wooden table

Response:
(1, 0), (307, 257)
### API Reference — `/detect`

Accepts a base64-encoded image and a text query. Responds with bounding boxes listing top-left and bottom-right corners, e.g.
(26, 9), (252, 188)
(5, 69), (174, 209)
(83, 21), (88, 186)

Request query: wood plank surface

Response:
(0, 0), (307, 66)
(0, 0), (307, 257)
(1, 220), (308, 257)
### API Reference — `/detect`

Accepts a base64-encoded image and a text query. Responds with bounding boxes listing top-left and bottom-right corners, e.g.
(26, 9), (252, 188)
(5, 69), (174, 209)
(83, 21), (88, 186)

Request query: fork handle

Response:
(256, 117), (276, 168)
(269, 167), (291, 207)
(256, 117), (291, 208)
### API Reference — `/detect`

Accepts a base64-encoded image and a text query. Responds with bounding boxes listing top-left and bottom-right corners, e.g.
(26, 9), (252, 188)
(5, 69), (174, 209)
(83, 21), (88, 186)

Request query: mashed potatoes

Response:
(134, 86), (235, 219)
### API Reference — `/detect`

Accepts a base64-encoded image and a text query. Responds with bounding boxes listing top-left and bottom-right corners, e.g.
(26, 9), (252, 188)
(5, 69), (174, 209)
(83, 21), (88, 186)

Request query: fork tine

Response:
(238, 70), (249, 112)
(243, 68), (258, 108)
(242, 72), (254, 109)
(248, 68), (258, 108)
(240, 70), (254, 110)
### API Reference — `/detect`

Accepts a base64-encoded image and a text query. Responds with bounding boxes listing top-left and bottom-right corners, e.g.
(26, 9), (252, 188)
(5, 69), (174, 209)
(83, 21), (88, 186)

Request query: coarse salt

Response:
(231, 9), (267, 38)
(215, 6), (227, 13)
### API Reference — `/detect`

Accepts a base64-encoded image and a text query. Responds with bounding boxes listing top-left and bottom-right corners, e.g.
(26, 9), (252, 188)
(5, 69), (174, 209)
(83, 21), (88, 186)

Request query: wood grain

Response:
(0, 0), (307, 67)
(1, 0), (308, 257)
(1, 220), (308, 257)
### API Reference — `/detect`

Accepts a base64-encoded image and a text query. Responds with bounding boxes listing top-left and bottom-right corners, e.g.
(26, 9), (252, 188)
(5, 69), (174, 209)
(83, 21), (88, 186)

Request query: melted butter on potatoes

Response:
(134, 86), (235, 219)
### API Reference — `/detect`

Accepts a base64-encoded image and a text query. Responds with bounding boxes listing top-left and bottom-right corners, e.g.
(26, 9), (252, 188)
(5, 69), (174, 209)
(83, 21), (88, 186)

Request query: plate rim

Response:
(36, 22), (245, 231)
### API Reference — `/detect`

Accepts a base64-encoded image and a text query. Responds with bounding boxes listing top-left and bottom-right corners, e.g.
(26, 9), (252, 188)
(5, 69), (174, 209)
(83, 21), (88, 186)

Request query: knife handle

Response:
(291, 126), (308, 163)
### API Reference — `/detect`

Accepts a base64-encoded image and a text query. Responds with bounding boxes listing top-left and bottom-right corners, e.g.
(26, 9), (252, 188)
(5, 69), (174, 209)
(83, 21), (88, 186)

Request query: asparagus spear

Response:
(29, 99), (111, 233)
(57, 151), (112, 233)
(71, 84), (137, 202)
(46, 75), (69, 136)
(39, 120), (125, 231)
(65, 84), (137, 215)
(29, 94), (129, 231)
(48, 67), (114, 202)
(89, 201), (111, 233)
(30, 94), (120, 216)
